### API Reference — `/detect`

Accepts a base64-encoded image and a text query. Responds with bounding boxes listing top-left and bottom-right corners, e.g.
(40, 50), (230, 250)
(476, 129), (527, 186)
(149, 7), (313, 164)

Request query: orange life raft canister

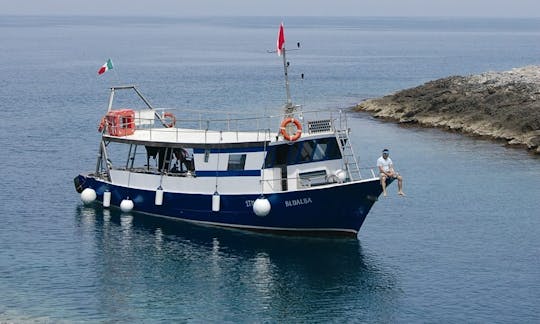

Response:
(101, 109), (136, 136)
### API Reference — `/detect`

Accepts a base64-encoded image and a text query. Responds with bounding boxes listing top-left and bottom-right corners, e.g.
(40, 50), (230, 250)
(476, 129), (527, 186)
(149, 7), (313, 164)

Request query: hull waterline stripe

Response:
(106, 204), (359, 236)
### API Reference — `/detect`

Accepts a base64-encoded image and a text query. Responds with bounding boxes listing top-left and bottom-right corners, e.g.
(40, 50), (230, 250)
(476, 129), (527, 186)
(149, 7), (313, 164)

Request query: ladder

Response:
(336, 129), (362, 181)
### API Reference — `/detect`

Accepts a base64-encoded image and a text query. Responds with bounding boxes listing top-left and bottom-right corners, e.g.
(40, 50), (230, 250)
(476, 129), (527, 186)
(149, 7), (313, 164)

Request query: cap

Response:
(382, 149), (389, 153)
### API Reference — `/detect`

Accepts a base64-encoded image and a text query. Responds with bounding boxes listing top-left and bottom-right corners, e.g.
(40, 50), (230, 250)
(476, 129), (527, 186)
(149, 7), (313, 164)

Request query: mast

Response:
(277, 22), (296, 116)
(281, 45), (294, 114)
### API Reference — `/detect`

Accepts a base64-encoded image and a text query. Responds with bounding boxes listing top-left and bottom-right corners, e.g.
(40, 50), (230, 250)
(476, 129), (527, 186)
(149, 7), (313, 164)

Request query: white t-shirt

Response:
(377, 156), (393, 172)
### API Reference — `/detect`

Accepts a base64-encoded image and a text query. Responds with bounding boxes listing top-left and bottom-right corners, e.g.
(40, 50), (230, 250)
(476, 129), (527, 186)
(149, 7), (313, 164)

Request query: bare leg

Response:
(397, 175), (405, 196)
(380, 175), (388, 196)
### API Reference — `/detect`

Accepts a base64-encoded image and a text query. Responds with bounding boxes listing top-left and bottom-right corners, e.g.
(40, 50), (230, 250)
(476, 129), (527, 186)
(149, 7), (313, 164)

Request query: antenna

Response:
(301, 73), (306, 108)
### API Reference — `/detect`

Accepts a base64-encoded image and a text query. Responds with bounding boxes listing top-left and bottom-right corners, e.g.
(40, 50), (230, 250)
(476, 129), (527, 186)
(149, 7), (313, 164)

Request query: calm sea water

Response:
(1, 16), (539, 322)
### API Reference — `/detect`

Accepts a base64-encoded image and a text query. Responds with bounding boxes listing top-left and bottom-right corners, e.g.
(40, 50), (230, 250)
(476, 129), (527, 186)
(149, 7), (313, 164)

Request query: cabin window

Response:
(312, 137), (341, 161)
(299, 140), (316, 162)
(312, 141), (327, 161)
(275, 145), (289, 165)
(264, 148), (275, 168)
(264, 137), (342, 167)
(287, 143), (301, 164)
(227, 154), (246, 170)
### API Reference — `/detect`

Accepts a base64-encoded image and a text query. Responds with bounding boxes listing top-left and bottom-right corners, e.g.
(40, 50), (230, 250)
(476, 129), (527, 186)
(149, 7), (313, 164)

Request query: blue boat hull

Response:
(74, 175), (387, 237)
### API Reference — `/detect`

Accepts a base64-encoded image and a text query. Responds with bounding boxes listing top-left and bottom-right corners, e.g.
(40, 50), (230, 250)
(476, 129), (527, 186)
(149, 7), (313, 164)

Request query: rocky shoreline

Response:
(354, 66), (540, 154)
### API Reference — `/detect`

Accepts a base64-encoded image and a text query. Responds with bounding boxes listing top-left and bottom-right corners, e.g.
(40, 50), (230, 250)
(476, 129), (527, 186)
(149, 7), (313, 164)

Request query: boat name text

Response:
(285, 197), (312, 207)
(245, 197), (313, 208)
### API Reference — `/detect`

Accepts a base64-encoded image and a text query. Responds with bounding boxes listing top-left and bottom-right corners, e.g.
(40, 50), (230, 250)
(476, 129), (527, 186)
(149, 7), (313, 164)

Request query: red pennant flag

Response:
(277, 23), (285, 56)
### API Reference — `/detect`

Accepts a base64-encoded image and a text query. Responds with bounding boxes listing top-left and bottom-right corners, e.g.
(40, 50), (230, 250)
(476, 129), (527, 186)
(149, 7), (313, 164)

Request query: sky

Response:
(0, 0), (539, 17)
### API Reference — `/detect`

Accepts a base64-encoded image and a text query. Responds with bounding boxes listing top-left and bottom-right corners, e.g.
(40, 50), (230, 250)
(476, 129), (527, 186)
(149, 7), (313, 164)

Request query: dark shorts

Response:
(380, 172), (399, 179)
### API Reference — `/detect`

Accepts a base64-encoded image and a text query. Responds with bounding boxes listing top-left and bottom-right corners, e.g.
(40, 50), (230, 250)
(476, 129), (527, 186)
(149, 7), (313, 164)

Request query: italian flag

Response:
(277, 23), (285, 56)
(97, 59), (113, 75)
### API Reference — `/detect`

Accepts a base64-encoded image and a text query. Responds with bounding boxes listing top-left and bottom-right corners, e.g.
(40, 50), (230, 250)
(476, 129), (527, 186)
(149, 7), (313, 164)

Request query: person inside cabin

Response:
(170, 148), (193, 173)
(377, 148), (405, 197)
(183, 149), (194, 171)
(170, 149), (184, 173)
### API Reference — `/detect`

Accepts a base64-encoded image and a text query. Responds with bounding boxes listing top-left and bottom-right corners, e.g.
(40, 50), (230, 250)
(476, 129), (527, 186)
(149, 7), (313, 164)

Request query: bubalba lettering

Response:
(285, 197), (313, 207)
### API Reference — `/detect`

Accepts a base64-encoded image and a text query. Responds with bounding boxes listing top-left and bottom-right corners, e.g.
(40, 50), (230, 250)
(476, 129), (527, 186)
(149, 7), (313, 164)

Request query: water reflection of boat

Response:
(77, 204), (368, 257)
(74, 24), (389, 237)
(76, 205), (398, 321)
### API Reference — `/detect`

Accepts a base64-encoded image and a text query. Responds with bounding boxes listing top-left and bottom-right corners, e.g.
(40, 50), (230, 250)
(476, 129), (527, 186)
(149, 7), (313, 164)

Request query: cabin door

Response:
(279, 165), (288, 191)
(274, 145), (289, 191)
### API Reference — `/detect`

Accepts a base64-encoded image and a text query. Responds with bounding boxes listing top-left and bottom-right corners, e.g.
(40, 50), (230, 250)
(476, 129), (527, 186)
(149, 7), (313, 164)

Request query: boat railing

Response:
(106, 85), (352, 136)
(130, 107), (351, 135)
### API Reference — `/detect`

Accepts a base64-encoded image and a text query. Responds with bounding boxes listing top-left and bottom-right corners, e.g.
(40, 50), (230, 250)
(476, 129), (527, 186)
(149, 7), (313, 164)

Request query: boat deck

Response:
(102, 108), (342, 148)
(104, 127), (274, 147)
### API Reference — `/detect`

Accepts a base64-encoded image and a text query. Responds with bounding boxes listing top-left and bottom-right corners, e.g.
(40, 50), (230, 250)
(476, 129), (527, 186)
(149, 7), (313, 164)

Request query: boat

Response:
(74, 24), (390, 237)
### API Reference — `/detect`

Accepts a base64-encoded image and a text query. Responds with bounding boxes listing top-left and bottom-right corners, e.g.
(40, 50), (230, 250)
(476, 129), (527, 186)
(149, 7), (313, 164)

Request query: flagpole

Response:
(282, 46), (292, 111)
(278, 23), (294, 116)
(111, 60), (122, 85)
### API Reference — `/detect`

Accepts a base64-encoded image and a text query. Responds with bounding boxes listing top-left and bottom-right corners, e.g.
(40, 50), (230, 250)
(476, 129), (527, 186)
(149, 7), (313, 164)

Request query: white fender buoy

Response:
(103, 191), (111, 208)
(81, 188), (97, 205)
(155, 186), (164, 206)
(335, 169), (347, 182)
(212, 192), (220, 212)
(120, 198), (134, 213)
(253, 197), (271, 217)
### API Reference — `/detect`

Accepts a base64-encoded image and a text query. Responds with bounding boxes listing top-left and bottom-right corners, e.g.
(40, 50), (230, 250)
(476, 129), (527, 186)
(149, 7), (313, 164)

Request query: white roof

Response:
(104, 127), (274, 147)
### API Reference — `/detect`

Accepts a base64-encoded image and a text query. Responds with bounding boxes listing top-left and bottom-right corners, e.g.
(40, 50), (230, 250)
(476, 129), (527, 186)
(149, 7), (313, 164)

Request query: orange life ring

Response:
(98, 116), (106, 132)
(280, 117), (302, 141)
(163, 112), (176, 128)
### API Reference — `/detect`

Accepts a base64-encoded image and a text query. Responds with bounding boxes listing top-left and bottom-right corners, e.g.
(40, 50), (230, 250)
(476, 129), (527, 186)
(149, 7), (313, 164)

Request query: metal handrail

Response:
(128, 108), (348, 134)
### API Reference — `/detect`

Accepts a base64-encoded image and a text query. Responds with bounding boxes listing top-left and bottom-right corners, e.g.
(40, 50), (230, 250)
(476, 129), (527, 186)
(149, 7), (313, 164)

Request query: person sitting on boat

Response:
(377, 149), (404, 197)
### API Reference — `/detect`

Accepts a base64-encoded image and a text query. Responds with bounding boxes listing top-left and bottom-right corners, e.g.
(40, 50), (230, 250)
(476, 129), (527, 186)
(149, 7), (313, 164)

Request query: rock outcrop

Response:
(354, 66), (540, 153)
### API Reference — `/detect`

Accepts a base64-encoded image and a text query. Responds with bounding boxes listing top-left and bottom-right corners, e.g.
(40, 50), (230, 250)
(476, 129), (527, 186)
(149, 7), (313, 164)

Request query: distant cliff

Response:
(354, 66), (540, 153)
